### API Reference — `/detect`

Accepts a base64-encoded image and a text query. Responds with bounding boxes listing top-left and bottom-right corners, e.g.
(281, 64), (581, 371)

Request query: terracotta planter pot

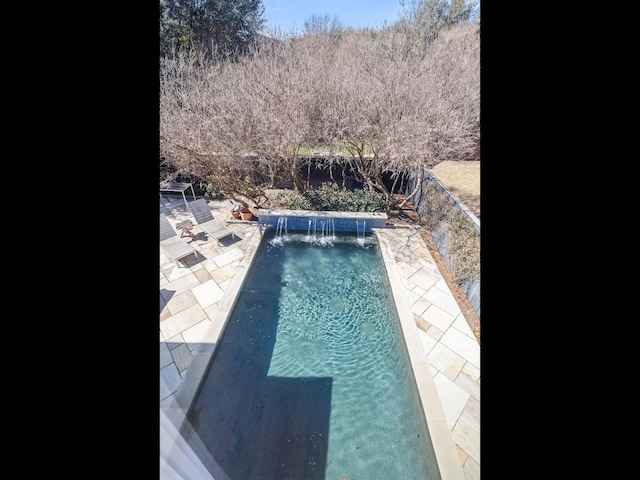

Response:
(239, 209), (253, 221)
(231, 211), (240, 219)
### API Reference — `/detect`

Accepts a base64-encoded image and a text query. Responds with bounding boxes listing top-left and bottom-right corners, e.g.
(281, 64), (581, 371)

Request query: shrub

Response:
(419, 184), (450, 230)
(446, 209), (480, 285)
(198, 181), (226, 200)
(274, 190), (313, 210)
(277, 183), (389, 212)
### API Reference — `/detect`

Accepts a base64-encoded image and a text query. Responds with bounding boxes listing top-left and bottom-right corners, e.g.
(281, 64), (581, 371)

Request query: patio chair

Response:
(160, 213), (199, 266)
(188, 199), (236, 245)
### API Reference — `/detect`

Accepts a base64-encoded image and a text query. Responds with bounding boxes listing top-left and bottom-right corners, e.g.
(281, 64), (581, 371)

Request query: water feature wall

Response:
(256, 209), (388, 232)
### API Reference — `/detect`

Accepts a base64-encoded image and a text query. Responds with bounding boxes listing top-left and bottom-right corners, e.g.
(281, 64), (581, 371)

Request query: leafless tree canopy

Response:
(160, 20), (480, 209)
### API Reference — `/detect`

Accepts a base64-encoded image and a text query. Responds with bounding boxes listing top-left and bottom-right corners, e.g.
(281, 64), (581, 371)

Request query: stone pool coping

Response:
(375, 228), (464, 480)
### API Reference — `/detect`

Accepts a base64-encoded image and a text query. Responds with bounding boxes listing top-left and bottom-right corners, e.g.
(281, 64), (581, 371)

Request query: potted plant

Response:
(230, 202), (242, 219)
(239, 208), (253, 221)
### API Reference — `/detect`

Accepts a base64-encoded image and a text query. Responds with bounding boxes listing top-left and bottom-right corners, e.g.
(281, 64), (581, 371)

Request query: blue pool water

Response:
(183, 229), (441, 479)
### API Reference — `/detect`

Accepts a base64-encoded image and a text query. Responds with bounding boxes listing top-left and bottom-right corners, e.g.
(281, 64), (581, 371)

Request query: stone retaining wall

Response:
(407, 171), (481, 320)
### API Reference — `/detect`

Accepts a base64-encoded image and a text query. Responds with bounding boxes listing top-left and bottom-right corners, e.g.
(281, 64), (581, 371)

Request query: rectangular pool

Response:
(175, 226), (446, 479)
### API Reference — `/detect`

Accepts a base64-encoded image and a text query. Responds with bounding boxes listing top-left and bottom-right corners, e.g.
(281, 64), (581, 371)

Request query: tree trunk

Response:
(291, 161), (307, 193)
(397, 166), (423, 210)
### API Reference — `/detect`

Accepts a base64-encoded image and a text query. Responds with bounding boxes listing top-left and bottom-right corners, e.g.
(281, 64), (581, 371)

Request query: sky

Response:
(260, 0), (404, 35)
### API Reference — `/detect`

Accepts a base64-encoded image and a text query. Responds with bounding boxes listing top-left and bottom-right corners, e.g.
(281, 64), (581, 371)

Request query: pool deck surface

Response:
(160, 196), (480, 480)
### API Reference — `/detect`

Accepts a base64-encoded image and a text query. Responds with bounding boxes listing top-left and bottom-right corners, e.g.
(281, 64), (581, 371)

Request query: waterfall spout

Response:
(356, 220), (366, 246)
(270, 217), (289, 246)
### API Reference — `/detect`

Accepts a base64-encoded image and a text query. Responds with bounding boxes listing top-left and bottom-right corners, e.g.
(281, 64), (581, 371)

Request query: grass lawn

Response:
(429, 161), (480, 218)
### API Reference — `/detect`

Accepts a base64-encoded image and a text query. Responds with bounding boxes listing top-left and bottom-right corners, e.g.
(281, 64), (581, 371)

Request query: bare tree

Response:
(303, 14), (344, 36)
(305, 24), (479, 209)
(160, 19), (479, 212)
(234, 35), (324, 194)
(160, 49), (270, 207)
(396, 0), (479, 58)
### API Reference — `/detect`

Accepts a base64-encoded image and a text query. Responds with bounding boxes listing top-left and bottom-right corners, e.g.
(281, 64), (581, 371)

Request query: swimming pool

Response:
(169, 220), (463, 479)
